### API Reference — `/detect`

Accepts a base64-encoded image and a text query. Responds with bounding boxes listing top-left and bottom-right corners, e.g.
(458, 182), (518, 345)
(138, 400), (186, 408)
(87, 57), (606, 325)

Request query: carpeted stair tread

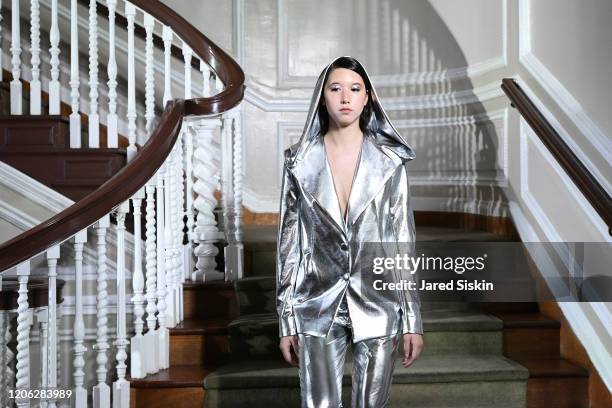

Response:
(204, 354), (528, 389)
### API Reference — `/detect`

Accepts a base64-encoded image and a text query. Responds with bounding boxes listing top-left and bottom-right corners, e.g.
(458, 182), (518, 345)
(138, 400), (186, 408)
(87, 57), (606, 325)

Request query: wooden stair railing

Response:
(0, 1), (244, 406)
(501, 78), (612, 235)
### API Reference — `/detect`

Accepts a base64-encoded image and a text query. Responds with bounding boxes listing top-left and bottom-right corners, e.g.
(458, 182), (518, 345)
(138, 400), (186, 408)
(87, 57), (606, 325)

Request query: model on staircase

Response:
(276, 56), (424, 407)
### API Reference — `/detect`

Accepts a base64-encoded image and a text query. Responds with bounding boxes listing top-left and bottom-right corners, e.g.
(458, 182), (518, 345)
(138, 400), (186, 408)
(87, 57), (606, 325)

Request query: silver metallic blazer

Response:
(276, 57), (423, 343)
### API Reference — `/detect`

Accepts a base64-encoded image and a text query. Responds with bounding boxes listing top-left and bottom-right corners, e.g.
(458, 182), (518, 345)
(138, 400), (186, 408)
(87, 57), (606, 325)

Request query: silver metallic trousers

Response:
(297, 297), (401, 408)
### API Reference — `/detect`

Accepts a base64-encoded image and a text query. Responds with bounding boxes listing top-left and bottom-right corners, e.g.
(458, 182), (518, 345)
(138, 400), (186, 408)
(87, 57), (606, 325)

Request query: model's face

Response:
(323, 68), (369, 129)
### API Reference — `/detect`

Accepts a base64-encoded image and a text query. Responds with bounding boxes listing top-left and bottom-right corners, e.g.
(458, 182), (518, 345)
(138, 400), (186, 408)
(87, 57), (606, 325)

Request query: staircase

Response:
(0, 1), (245, 407)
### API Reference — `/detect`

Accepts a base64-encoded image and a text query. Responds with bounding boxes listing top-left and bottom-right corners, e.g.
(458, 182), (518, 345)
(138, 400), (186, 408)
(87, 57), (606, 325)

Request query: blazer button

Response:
(343, 273), (350, 280)
(340, 243), (348, 251)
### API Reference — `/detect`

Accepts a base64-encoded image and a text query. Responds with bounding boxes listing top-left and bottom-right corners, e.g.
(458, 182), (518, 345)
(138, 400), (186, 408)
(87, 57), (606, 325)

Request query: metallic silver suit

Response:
(276, 56), (422, 407)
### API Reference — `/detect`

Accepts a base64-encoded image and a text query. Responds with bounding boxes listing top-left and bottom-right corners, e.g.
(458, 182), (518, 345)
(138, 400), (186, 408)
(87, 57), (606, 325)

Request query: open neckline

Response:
(322, 134), (365, 225)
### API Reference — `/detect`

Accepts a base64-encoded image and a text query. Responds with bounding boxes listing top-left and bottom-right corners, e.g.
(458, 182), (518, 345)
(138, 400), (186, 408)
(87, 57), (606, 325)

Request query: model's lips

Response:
(340, 108), (352, 113)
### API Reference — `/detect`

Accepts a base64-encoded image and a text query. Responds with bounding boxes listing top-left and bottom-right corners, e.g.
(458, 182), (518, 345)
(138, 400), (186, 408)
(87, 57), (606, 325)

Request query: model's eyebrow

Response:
(328, 82), (363, 87)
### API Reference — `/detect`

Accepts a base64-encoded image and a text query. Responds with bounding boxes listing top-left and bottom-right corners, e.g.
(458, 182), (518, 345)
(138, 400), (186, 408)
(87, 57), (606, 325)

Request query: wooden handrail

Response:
(0, 1), (245, 272)
(502, 78), (612, 235)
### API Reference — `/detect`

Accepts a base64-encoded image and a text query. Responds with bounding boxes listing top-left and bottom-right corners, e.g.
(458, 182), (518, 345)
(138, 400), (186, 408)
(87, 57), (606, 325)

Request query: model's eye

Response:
(330, 86), (340, 92)
(352, 87), (361, 92)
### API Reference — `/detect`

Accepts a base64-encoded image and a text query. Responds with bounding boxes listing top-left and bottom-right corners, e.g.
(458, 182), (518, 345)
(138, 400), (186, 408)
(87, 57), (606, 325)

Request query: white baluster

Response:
(182, 43), (192, 99)
(125, 3), (137, 160)
(48, 0), (60, 114)
(144, 178), (159, 374)
(193, 119), (224, 282)
(69, 0), (80, 147)
(93, 215), (110, 408)
(184, 125), (195, 280)
(221, 114), (235, 280)
(113, 202), (130, 407)
(106, 0), (118, 148)
(162, 26), (173, 106)
(4, 310), (16, 408)
(174, 141), (185, 322)
(130, 189), (146, 378)
(214, 72), (223, 94)
(29, 0), (41, 115)
(156, 166), (169, 369)
(88, 0), (100, 147)
(36, 308), (48, 408)
(144, 13), (155, 133)
(73, 229), (88, 407)
(231, 109), (244, 280)
(15, 260), (31, 408)
(46, 245), (60, 408)
(164, 150), (176, 327)
(10, 0), (22, 114)
(200, 60), (211, 97)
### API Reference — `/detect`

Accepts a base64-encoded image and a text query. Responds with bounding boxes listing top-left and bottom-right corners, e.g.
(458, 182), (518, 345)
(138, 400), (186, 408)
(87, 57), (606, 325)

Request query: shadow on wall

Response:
(316, 0), (507, 216)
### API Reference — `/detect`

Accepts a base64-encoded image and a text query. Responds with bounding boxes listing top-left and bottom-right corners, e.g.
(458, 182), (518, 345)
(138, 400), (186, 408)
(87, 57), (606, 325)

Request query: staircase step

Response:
(183, 281), (238, 320)
(169, 318), (231, 366)
(203, 355), (528, 408)
(228, 309), (503, 361)
(494, 312), (561, 359)
(130, 366), (208, 408)
(517, 358), (589, 408)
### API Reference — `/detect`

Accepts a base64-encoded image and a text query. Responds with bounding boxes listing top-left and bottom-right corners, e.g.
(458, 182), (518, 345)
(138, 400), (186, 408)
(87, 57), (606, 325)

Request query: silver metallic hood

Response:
(287, 56), (415, 168)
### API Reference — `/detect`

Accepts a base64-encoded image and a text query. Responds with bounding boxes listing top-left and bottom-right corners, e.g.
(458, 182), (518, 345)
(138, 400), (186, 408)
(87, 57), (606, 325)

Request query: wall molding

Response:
(518, 0), (612, 183)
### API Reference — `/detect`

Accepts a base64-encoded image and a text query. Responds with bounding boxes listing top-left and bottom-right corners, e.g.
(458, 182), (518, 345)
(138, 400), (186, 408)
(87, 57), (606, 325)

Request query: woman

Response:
(276, 56), (423, 408)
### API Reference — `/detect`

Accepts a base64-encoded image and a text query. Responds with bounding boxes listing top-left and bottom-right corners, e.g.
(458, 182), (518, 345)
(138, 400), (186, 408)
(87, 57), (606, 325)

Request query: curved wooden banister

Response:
(502, 78), (612, 235)
(0, 1), (245, 272)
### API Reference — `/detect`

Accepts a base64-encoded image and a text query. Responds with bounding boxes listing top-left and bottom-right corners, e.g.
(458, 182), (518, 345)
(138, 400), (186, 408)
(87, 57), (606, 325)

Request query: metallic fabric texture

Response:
(276, 56), (422, 343)
(298, 308), (401, 408)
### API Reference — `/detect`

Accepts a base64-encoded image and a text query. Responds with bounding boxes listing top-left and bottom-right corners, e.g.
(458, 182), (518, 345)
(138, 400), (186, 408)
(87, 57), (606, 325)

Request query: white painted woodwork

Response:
(10, 0), (22, 115)
(73, 229), (88, 407)
(46, 245), (60, 408)
(48, 0), (60, 114)
(106, 0), (119, 148)
(144, 13), (155, 134)
(88, 0), (100, 148)
(125, 3), (137, 161)
(112, 201), (130, 408)
(29, 0), (42, 115)
(93, 215), (110, 408)
(15, 260), (31, 408)
(69, 0), (81, 148)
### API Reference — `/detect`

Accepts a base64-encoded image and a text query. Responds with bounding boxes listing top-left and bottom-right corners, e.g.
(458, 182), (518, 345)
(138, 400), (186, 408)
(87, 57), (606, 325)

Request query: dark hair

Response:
(317, 56), (375, 135)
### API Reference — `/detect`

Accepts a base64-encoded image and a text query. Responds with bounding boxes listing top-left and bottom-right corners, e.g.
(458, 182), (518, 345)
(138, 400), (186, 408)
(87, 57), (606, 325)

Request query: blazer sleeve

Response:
(393, 160), (423, 335)
(276, 153), (301, 337)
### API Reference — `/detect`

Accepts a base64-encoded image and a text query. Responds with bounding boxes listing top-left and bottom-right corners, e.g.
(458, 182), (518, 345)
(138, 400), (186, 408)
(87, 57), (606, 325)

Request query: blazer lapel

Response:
(346, 135), (402, 227)
(290, 136), (346, 233)
(289, 133), (402, 234)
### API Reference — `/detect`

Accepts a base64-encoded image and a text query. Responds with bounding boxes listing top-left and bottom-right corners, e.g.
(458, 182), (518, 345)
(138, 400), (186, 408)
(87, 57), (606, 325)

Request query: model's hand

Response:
(279, 335), (300, 367)
(401, 333), (423, 368)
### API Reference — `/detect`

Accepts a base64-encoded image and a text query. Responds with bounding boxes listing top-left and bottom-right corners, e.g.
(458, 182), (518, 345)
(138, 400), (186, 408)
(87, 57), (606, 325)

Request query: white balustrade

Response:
(193, 118), (224, 282)
(93, 216), (110, 408)
(46, 245), (60, 408)
(48, 0), (60, 114)
(10, 0), (22, 114)
(73, 229), (88, 407)
(88, 0), (100, 148)
(130, 189), (146, 378)
(15, 260), (31, 408)
(0, 0), (244, 403)
(69, 0), (80, 147)
(113, 202), (130, 408)
(144, 178), (159, 374)
(106, 0), (119, 148)
(29, 0), (41, 115)
(125, 3), (137, 160)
